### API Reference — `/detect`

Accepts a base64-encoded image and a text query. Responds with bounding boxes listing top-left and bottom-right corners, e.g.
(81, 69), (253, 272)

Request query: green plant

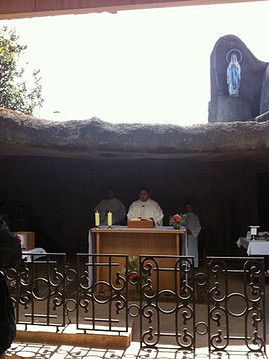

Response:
(0, 26), (44, 115)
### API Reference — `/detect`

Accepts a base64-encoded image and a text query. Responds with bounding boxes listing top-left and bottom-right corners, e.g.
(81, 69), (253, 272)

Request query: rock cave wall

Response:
(1, 113), (269, 262)
(0, 155), (264, 260)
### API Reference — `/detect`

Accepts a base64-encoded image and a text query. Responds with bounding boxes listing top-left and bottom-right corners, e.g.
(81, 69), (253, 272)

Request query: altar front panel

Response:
(89, 227), (186, 290)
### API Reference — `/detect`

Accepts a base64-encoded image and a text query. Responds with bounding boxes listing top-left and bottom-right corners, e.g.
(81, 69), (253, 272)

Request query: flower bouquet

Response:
(121, 256), (150, 298)
(169, 213), (186, 229)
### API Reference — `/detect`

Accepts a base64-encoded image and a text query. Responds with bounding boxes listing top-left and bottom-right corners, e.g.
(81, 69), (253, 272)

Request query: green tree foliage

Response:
(0, 26), (43, 115)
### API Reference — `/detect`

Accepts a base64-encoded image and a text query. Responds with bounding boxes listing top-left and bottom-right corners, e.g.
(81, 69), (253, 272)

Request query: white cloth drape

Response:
(237, 237), (269, 256)
(184, 212), (201, 268)
(22, 247), (47, 262)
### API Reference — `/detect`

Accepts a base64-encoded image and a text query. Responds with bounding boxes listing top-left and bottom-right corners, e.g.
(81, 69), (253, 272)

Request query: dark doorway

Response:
(257, 173), (269, 231)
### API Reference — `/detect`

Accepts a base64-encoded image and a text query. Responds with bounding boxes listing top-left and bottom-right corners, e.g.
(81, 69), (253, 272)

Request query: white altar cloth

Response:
(22, 247), (47, 262)
(236, 237), (269, 256)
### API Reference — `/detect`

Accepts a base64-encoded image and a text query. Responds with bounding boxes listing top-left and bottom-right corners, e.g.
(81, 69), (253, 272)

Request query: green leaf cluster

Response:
(0, 26), (44, 115)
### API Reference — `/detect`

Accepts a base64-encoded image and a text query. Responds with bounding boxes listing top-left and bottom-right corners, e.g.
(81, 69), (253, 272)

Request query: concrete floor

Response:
(5, 342), (269, 358)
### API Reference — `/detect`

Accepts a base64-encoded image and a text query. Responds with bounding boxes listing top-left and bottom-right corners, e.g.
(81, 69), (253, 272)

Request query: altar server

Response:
(183, 202), (201, 268)
(127, 187), (164, 226)
(95, 188), (126, 225)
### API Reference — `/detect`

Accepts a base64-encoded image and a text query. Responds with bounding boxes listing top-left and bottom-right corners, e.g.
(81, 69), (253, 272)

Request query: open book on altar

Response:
(127, 218), (154, 228)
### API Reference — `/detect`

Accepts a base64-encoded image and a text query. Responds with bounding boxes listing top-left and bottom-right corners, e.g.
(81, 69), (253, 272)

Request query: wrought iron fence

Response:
(139, 255), (196, 349)
(76, 253), (130, 333)
(3, 253), (67, 331)
(138, 255), (266, 353)
(206, 256), (266, 353)
(1, 252), (266, 355)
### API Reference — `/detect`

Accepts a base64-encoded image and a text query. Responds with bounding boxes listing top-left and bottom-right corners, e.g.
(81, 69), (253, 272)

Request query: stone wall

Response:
(0, 155), (264, 261)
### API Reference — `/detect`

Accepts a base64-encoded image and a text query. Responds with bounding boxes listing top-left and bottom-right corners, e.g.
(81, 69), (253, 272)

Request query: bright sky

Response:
(1, 1), (269, 125)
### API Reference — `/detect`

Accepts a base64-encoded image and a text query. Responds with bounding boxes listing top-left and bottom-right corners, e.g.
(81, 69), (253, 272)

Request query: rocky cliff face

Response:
(1, 109), (269, 161)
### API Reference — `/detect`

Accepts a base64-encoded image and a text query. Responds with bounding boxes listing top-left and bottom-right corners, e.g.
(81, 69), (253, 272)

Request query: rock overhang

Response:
(0, 109), (269, 162)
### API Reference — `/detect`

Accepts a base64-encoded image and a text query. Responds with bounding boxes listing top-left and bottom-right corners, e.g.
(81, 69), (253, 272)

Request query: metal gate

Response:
(138, 255), (266, 354)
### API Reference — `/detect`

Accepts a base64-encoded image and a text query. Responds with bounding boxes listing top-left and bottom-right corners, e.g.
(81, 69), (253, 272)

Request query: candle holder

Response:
(249, 225), (260, 241)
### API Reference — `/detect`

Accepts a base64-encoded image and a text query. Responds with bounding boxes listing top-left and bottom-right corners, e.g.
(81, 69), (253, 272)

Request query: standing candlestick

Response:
(107, 211), (112, 229)
(95, 211), (100, 229)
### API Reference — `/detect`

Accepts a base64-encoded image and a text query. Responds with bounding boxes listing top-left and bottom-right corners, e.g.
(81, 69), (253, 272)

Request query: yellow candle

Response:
(107, 211), (112, 226)
(95, 211), (100, 227)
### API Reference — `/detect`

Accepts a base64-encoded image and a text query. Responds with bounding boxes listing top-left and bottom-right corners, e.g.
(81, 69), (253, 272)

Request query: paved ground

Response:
(6, 342), (269, 358)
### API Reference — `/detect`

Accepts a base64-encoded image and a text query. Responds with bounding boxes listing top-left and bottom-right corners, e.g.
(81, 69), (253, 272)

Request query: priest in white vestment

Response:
(127, 187), (164, 226)
(95, 188), (126, 225)
(183, 202), (201, 268)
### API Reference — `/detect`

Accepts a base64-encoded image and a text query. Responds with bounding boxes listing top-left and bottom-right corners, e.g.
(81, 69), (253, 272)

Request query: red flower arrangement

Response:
(128, 272), (138, 282)
(121, 256), (150, 286)
(169, 213), (185, 229)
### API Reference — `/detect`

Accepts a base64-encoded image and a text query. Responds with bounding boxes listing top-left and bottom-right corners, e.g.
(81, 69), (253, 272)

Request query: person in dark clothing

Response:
(0, 274), (16, 358)
(0, 216), (22, 358)
(0, 203), (11, 229)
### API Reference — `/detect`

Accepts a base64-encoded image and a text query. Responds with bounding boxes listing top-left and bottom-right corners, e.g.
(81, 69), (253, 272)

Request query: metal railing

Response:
(4, 253), (67, 330)
(1, 253), (266, 354)
(138, 255), (266, 353)
(206, 256), (266, 352)
(76, 253), (130, 333)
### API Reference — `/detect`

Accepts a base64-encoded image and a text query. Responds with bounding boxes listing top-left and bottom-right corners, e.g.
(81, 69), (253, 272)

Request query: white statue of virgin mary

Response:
(227, 53), (241, 96)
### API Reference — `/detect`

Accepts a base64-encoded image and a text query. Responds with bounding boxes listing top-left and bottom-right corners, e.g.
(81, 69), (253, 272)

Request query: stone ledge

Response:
(1, 108), (269, 160)
(15, 324), (132, 349)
